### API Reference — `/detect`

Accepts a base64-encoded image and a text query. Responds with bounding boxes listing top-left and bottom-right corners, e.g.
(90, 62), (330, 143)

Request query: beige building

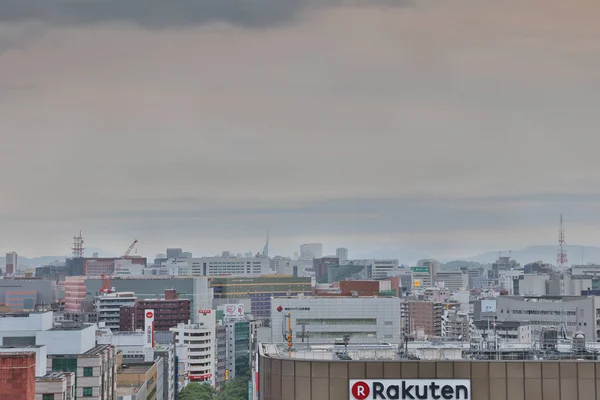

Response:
(35, 372), (75, 400)
(117, 362), (159, 400)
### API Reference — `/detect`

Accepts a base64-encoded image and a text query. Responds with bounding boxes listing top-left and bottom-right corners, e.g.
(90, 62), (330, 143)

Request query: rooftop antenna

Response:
(557, 214), (568, 270)
(72, 231), (85, 258)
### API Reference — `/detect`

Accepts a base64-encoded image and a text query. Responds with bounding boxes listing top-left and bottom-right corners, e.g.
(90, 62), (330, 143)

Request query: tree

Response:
(179, 382), (216, 400)
(214, 372), (251, 400)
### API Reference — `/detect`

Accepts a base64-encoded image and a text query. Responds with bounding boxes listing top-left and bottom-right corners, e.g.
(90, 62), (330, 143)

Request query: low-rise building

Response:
(35, 371), (75, 400)
(0, 352), (36, 400)
(95, 292), (137, 331)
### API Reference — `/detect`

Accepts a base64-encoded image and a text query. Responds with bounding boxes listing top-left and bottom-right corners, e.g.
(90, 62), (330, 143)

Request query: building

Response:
(435, 271), (469, 291)
(211, 276), (312, 319)
(48, 344), (117, 400)
(83, 257), (147, 277)
(168, 256), (271, 277)
(0, 352), (36, 400)
(547, 276), (593, 296)
(269, 256), (291, 275)
(222, 320), (251, 381)
(335, 248), (348, 264)
(300, 243), (322, 260)
(5, 290), (38, 312)
(116, 361), (159, 400)
(270, 296), (402, 344)
(495, 295), (600, 340)
(0, 279), (58, 309)
(35, 371), (75, 400)
(85, 277), (213, 324)
(258, 344), (600, 400)
(120, 290), (191, 332)
(5, 252), (18, 276)
(215, 325), (227, 387)
(64, 276), (87, 312)
(312, 257), (339, 281)
(473, 320), (533, 343)
(411, 266), (433, 289)
(489, 256), (521, 283)
(171, 310), (217, 387)
(95, 292), (137, 331)
(402, 301), (444, 338)
(513, 274), (550, 295)
(166, 248), (183, 260)
(35, 264), (67, 282)
(442, 309), (471, 340)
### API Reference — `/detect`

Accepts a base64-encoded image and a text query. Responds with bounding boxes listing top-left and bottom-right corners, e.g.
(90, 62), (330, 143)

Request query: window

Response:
(83, 388), (93, 397)
(83, 367), (93, 377)
(42, 395), (54, 400)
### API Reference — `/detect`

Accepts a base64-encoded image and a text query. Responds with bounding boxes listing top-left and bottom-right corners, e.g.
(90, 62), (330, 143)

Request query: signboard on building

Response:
(349, 380), (470, 400)
(144, 309), (155, 349)
(223, 304), (245, 322)
(411, 267), (430, 273)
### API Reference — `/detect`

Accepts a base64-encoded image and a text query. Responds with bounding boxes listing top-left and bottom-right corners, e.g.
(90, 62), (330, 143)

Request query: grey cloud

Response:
(0, 0), (402, 29)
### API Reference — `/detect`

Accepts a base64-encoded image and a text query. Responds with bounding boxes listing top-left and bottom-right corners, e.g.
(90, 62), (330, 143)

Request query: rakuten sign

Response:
(349, 379), (470, 400)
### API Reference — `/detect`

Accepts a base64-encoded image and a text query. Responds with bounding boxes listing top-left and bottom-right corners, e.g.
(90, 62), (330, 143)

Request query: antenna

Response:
(557, 214), (568, 270)
(72, 231), (85, 258)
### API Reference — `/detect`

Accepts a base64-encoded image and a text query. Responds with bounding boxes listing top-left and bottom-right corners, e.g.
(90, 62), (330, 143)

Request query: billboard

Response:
(223, 304), (245, 322)
(349, 380), (470, 400)
(481, 299), (496, 313)
(144, 309), (155, 348)
(411, 267), (430, 273)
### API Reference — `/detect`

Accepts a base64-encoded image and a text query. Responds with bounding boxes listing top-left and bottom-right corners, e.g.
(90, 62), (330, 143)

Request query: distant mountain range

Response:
(465, 245), (600, 266)
(0, 248), (113, 267)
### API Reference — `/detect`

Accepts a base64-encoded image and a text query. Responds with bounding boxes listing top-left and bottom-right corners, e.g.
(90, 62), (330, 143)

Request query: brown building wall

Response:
(259, 356), (600, 400)
(0, 352), (36, 400)
(120, 299), (191, 331)
(340, 281), (380, 296)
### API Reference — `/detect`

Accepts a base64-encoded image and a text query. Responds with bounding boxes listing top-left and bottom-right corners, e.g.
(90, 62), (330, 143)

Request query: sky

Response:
(1, 0), (600, 262)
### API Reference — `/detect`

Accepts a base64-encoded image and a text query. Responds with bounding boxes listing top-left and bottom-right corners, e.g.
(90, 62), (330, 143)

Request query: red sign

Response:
(198, 309), (212, 315)
(351, 381), (370, 400)
(146, 311), (154, 318)
(189, 373), (212, 381)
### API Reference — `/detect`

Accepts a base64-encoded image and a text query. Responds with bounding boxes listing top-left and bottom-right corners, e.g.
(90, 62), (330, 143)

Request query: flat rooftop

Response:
(120, 363), (154, 374)
(37, 372), (73, 381)
(83, 344), (112, 357)
(117, 386), (142, 396)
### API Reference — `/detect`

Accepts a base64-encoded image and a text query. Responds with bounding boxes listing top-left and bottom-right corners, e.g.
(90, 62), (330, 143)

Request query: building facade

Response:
(95, 292), (137, 331)
(211, 276), (312, 319)
(0, 352), (36, 400)
(300, 243), (322, 260)
(5, 252), (18, 276)
(120, 290), (191, 332)
(64, 276), (87, 312)
(403, 301), (444, 338)
(270, 296), (402, 344)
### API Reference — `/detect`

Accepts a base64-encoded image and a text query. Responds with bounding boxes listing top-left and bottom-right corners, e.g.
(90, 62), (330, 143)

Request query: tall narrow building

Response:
(5, 252), (17, 276)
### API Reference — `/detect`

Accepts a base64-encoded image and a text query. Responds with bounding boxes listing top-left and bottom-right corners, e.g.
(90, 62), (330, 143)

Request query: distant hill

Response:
(0, 247), (112, 267)
(466, 245), (600, 265)
(441, 260), (487, 270)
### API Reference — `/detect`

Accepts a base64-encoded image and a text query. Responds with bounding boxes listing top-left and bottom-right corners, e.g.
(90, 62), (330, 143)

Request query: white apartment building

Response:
(95, 292), (137, 331)
(171, 311), (217, 388)
(270, 296), (403, 344)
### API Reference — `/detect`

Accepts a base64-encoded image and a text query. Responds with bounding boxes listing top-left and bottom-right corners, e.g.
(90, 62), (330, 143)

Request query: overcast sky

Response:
(1, 0), (600, 262)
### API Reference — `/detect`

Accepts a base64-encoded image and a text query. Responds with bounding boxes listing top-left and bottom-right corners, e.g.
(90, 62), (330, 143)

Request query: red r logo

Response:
(351, 381), (370, 399)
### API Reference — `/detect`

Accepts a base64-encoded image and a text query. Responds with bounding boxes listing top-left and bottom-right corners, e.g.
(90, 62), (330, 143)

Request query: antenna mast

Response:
(72, 231), (85, 258)
(557, 214), (568, 270)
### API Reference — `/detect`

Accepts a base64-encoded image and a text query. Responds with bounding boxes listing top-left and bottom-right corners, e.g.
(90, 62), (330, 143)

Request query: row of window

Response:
(500, 309), (577, 316)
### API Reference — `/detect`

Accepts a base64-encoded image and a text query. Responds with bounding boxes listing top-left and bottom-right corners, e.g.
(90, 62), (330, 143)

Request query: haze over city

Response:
(2, 0), (600, 259)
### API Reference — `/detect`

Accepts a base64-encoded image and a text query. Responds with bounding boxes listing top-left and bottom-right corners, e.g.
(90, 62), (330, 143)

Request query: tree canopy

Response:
(178, 382), (216, 400)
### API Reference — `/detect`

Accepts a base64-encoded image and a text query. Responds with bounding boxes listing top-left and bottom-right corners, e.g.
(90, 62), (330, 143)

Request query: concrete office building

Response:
(496, 295), (600, 340)
(167, 256), (271, 277)
(120, 289), (191, 332)
(335, 248), (348, 264)
(258, 344), (600, 400)
(300, 243), (322, 260)
(352, 259), (400, 280)
(514, 274), (550, 295)
(547, 276), (593, 296)
(95, 292), (137, 331)
(270, 296), (402, 344)
(435, 271), (469, 291)
(166, 248), (183, 259)
(223, 320), (251, 381)
(85, 277), (213, 323)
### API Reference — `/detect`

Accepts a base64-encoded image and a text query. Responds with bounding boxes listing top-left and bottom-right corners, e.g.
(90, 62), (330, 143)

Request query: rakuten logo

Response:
(349, 380), (470, 400)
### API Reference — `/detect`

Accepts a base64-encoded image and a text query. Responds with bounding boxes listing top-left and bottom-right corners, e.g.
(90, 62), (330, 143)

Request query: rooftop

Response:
(36, 372), (73, 381)
(120, 363), (154, 375)
(82, 344), (113, 357)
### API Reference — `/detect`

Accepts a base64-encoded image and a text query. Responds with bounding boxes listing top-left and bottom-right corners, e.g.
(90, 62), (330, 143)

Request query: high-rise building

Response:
(223, 320), (251, 381)
(335, 248), (348, 264)
(64, 276), (87, 312)
(300, 243), (322, 260)
(403, 301), (444, 338)
(5, 252), (17, 276)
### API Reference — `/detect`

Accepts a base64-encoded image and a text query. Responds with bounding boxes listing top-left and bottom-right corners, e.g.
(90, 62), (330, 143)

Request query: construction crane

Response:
(100, 239), (138, 294)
